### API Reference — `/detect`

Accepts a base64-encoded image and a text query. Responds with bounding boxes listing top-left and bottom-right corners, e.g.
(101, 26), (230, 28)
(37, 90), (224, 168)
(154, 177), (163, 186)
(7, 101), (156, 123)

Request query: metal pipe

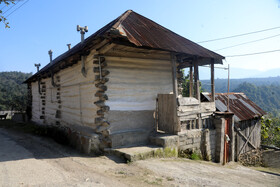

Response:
(34, 63), (41, 72)
(48, 50), (53, 63)
(77, 25), (88, 77)
(67, 44), (71, 50)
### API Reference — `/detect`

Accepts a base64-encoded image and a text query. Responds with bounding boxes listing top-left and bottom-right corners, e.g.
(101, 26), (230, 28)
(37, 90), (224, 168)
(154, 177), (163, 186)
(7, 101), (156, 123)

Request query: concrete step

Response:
(110, 129), (151, 148)
(105, 145), (178, 162)
(149, 133), (179, 148)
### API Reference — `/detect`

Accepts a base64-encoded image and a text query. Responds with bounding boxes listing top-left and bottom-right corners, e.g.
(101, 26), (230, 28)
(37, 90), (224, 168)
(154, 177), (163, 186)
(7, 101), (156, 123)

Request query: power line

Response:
(215, 33), (280, 51)
(0, 0), (14, 11)
(225, 49), (280, 58)
(2, 1), (18, 15)
(198, 26), (280, 43)
(5, 0), (29, 18)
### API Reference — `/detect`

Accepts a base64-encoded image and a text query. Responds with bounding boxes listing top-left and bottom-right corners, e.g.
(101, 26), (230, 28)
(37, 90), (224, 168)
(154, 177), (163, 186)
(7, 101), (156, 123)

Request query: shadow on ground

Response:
(0, 120), (124, 163)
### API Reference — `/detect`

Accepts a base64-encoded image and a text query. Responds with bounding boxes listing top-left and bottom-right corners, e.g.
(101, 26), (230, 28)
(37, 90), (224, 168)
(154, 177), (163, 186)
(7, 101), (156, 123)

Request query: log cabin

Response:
(25, 10), (228, 159)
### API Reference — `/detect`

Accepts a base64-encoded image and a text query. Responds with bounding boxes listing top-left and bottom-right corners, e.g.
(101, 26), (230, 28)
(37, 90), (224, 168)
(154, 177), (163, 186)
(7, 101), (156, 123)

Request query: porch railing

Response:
(156, 94), (216, 134)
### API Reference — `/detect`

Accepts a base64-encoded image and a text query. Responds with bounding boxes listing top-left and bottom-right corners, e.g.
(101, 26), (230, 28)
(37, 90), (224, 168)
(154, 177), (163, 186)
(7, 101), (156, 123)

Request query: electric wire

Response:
(0, 0), (14, 11)
(225, 49), (280, 58)
(215, 33), (280, 51)
(198, 26), (280, 43)
(2, 1), (18, 15)
(5, 0), (29, 18)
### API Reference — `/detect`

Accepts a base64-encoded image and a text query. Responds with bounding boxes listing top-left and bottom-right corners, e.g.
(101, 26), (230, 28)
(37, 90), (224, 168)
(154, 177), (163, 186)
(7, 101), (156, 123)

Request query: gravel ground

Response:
(0, 127), (279, 187)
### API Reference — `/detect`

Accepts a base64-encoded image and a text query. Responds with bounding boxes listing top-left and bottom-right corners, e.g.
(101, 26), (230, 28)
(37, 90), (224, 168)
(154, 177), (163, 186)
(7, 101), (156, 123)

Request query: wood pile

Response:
(238, 149), (263, 166)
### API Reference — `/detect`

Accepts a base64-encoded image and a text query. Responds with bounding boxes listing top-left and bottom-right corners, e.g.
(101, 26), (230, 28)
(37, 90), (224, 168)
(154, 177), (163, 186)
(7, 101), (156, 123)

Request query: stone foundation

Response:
(178, 129), (216, 161)
(31, 121), (101, 155)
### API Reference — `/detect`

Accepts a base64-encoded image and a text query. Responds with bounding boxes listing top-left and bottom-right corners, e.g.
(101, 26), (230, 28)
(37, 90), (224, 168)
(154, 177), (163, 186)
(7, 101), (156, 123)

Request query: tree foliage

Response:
(0, 71), (32, 111)
(261, 115), (280, 148)
(0, 0), (15, 28)
(233, 82), (280, 117)
(181, 69), (203, 97)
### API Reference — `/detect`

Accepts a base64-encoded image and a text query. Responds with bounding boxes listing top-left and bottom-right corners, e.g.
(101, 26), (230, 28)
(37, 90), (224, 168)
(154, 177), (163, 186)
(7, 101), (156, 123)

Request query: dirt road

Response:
(0, 127), (279, 187)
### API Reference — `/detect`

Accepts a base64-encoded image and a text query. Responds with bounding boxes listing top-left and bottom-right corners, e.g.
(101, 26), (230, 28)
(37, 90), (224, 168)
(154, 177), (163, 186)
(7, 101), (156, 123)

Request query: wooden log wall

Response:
(104, 56), (173, 111)
(103, 55), (173, 147)
(31, 50), (99, 130)
(31, 81), (44, 124)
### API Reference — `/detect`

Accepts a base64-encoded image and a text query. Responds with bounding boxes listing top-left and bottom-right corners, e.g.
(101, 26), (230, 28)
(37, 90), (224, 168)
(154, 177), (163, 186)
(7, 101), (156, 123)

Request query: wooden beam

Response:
(211, 59), (215, 102)
(97, 43), (116, 54)
(171, 54), (178, 98)
(189, 66), (193, 97)
(193, 60), (200, 101)
(171, 53), (180, 133)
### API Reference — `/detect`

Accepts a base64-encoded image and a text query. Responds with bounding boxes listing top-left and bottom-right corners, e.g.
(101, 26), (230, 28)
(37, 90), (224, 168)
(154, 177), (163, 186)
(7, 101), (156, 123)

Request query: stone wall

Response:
(178, 129), (216, 161)
(262, 149), (280, 168)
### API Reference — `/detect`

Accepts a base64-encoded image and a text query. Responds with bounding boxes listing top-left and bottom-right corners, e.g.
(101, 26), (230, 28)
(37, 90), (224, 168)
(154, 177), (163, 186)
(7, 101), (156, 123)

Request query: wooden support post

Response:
(171, 54), (178, 98)
(194, 59), (201, 128)
(171, 53), (180, 133)
(211, 59), (215, 102)
(193, 61), (200, 101)
(189, 66), (193, 97)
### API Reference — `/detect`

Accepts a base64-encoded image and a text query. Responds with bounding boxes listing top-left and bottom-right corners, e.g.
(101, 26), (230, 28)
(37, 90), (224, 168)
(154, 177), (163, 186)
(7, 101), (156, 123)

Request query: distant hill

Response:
(201, 77), (280, 116)
(233, 82), (280, 117)
(201, 76), (280, 93)
(0, 71), (32, 111)
(198, 67), (280, 80)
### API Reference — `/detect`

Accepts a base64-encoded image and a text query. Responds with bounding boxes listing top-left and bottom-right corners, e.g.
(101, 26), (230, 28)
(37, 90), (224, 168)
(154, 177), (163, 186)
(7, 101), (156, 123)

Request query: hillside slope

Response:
(0, 71), (32, 111)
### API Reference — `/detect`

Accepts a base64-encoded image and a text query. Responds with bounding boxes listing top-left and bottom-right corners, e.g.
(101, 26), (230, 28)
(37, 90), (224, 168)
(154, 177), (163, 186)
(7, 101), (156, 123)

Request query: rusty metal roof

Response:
(112, 10), (224, 59)
(203, 92), (266, 122)
(25, 10), (224, 83)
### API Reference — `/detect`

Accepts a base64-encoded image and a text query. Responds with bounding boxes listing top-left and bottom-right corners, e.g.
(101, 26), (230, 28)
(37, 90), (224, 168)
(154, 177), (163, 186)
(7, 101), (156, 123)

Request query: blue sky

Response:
(0, 0), (280, 79)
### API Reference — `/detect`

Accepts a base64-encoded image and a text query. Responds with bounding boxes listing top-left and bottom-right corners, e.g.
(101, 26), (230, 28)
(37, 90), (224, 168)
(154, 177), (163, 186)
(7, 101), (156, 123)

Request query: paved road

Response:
(0, 127), (279, 187)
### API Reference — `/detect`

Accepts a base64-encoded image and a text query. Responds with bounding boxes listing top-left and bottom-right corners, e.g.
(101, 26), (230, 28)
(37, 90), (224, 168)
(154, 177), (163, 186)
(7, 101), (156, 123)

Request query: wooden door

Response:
(157, 94), (176, 134)
(224, 118), (230, 164)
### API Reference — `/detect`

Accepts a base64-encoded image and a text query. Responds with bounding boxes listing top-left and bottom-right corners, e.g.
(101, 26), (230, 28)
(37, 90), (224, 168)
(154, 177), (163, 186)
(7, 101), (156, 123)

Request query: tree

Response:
(0, 0), (15, 28)
(181, 69), (203, 97)
(261, 115), (280, 148)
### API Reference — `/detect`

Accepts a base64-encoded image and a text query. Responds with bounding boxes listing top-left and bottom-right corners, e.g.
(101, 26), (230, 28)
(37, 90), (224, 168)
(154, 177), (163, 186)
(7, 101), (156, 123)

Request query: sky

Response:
(0, 0), (280, 79)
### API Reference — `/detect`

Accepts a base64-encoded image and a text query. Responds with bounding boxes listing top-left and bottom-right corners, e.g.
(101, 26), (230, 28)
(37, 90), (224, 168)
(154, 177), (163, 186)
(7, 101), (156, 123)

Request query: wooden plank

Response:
(236, 124), (257, 156)
(200, 102), (216, 113)
(178, 97), (199, 106)
(178, 115), (197, 121)
(158, 94), (175, 133)
(178, 105), (200, 112)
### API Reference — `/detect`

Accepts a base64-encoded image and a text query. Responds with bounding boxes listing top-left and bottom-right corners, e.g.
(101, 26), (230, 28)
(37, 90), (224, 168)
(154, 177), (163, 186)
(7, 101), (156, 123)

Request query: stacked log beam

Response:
(93, 55), (111, 149)
(40, 81), (46, 120)
(55, 76), (61, 125)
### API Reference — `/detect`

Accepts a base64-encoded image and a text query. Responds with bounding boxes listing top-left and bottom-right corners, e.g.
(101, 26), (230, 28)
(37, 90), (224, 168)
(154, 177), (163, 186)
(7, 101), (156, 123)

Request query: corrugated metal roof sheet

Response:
(203, 92), (266, 122)
(25, 10), (224, 83)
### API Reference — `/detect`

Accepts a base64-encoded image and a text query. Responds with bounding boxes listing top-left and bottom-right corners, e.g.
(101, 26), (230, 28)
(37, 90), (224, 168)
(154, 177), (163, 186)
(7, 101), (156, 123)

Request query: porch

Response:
(156, 54), (217, 135)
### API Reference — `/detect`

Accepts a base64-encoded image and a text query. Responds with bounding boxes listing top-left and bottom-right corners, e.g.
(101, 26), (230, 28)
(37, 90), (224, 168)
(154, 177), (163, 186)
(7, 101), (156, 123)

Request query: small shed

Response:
(203, 92), (266, 160)
(25, 10), (225, 154)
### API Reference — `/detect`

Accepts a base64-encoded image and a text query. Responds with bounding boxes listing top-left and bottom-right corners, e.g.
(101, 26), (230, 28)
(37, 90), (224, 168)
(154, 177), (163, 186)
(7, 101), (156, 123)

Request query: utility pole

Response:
(227, 64), (230, 112)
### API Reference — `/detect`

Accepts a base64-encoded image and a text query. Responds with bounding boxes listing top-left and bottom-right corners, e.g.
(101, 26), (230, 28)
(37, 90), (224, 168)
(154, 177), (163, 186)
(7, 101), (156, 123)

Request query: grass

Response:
(178, 149), (202, 160)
